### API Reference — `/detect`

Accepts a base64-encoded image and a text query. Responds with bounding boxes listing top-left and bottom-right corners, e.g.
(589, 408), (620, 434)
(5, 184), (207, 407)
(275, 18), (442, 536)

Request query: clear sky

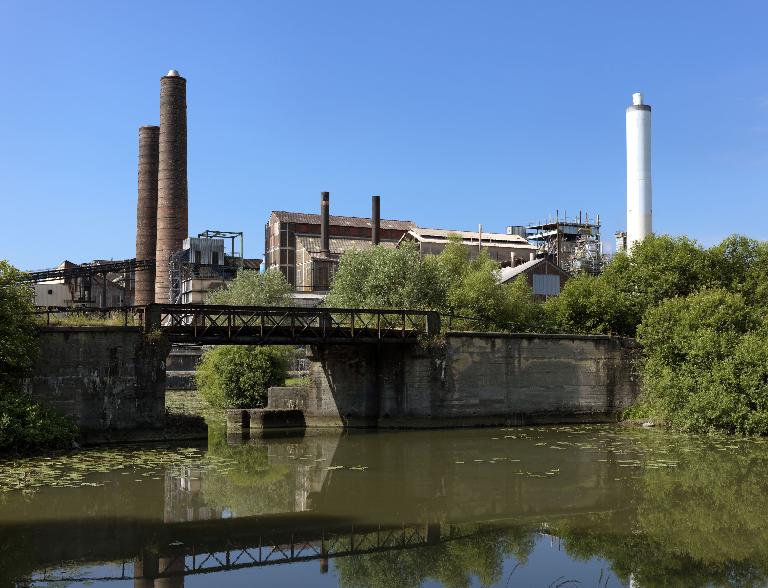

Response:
(1, 0), (767, 269)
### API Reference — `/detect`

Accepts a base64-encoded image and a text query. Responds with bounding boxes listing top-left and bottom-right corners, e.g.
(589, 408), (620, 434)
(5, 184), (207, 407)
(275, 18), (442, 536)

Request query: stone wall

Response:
(306, 333), (640, 428)
(25, 327), (167, 437)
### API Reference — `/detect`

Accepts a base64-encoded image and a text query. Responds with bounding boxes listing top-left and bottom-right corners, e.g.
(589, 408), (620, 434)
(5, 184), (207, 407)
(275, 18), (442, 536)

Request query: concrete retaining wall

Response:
(25, 327), (168, 437)
(306, 333), (640, 428)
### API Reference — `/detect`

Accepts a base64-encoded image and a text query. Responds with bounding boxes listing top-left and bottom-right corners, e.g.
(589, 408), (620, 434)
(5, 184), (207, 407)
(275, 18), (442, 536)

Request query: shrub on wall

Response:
(196, 345), (289, 409)
(0, 260), (78, 453)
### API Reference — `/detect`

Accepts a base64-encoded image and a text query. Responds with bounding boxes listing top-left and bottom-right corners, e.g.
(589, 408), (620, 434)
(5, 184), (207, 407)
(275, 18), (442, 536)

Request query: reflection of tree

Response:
(553, 436), (768, 587)
(201, 424), (296, 516)
(334, 524), (536, 588)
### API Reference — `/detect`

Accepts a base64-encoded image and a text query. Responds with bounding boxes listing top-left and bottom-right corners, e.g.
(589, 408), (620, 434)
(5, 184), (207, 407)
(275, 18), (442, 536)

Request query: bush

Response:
(0, 393), (78, 451)
(205, 268), (292, 306)
(0, 260), (78, 452)
(634, 289), (768, 434)
(196, 345), (289, 408)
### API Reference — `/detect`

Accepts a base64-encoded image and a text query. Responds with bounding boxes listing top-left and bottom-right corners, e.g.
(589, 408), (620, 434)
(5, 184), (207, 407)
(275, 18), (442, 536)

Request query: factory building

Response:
(265, 193), (415, 290)
(399, 227), (536, 265)
(33, 260), (134, 307)
(497, 257), (570, 299)
(523, 211), (606, 274)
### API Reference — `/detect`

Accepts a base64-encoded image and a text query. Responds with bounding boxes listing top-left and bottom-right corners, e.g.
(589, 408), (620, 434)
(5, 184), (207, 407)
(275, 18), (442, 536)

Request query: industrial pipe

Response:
(371, 195), (380, 245)
(320, 191), (330, 254)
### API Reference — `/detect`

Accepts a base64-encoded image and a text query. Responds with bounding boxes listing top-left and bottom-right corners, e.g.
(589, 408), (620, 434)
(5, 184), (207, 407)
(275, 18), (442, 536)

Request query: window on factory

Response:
(47, 289), (53, 295)
(532, 274), (560, 297)
(212, 251), (219, 265)
(195, 250), (202, 264)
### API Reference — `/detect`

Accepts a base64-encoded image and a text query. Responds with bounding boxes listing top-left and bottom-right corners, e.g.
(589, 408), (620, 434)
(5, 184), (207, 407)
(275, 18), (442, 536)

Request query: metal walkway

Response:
(144, 304), (440, 345)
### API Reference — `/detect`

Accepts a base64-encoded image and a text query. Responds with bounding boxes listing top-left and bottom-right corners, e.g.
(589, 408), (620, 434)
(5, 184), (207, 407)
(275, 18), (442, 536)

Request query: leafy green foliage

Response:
(633, 289), (768, 434)
(198, 269), (293, 410)
(196, 345), (289, 408)
(0, 260), (77, 452)
(205, 268), (292, 306)
(326, 237), (542, 332)
(325, 241), (447, 310)
(0, 261), (37, 387)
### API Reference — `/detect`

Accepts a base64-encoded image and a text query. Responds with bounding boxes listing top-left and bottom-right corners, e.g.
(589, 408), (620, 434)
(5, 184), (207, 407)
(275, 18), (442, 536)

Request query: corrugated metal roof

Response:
(296, 235), (397, 257)
(404, 227), (535, 248)
(496, 258), (546, 283)
(271, 211), (415, 231)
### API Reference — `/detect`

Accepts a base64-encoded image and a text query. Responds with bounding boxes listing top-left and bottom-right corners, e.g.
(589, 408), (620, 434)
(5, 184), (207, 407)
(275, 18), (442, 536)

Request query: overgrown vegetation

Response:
(326, 238), (542, 332)
(205, 268), (293, 306)
(0, 261), (77, 452)
(326, 234), (768, 435)
(196, 268), (294, 408)
(196, 345), (289, 408)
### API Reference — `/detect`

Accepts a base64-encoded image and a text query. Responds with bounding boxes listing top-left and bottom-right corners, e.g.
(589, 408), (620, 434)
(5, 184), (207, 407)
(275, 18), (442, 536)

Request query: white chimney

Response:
(626, 92), (652, 251)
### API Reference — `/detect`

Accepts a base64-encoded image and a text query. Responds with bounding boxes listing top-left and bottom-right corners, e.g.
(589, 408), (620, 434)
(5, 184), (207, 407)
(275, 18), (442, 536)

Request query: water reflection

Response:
(1, 425), (767, 587)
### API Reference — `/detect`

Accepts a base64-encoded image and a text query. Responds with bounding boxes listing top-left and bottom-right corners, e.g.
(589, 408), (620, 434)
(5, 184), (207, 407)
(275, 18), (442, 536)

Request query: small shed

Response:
(497, 258), (570, 299)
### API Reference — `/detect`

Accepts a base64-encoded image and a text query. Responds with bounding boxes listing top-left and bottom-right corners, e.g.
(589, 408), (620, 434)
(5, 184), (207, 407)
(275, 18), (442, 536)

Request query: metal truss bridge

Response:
(31, 519), (477, 583)
(144, 304), (441, 345)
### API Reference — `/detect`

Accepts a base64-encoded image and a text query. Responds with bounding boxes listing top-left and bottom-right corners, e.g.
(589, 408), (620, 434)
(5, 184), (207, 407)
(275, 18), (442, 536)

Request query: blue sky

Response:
(1, 1), (767, 269)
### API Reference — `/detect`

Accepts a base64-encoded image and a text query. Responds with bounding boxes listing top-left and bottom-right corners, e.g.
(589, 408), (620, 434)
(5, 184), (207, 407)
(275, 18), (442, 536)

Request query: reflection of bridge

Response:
(34, 517), (458, 583)
(144, 304), (440, 345)
(7, 429), (633, 586)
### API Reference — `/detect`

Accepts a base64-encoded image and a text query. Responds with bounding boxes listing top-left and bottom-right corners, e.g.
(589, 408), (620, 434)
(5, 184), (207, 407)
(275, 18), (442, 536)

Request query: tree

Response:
(634, 288), (768, 434)
(205, 268), (292, 306)
(0, 261), (77, 452)
(196, 345), (289, 408)
(324, 241), (447, 310)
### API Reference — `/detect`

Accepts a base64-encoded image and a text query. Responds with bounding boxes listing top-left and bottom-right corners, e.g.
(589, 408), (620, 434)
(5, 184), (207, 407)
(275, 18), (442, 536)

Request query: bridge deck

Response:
(145, 304), (440, 345)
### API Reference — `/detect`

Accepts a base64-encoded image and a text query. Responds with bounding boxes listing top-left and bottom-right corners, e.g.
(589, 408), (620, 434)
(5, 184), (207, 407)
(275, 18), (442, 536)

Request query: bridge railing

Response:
(144, 304), (440, 344)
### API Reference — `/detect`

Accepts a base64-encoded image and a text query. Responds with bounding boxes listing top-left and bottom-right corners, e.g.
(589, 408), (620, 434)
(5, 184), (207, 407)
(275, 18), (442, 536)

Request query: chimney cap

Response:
(632, 92), (644, 105)
(165, 69), (181, 77)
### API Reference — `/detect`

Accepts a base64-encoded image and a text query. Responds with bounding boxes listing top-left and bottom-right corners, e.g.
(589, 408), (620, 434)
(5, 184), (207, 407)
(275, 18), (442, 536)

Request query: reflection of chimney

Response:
(320, 192), (330, 254)
(155, 69), (188, 303)
(530, 251), (535, 261)
(135, 125), (159, 306)
(371, 195), (380, 245)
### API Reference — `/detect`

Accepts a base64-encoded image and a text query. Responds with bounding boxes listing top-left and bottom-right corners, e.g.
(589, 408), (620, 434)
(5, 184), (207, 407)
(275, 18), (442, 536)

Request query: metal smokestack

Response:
(155, 69), (188, 303)
(626, 92), (652, 252)
(135, 125), (159, 306)
(371, 195), (380, 245)
(320, 192), (330, 254)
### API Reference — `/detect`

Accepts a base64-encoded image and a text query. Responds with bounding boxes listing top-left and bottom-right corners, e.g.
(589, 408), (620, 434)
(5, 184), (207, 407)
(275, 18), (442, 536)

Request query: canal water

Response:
(1, 424), (767, 587)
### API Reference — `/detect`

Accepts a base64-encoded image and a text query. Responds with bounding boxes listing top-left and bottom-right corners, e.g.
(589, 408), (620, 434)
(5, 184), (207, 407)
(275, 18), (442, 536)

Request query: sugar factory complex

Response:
(26, 72), (653, 308)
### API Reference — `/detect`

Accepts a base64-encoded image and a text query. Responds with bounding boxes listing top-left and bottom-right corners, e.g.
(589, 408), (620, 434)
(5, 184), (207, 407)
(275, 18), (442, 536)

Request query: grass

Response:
(165, 390), (225, 424)
(284, 376), (310, 388)
(35, 312), (139, 327)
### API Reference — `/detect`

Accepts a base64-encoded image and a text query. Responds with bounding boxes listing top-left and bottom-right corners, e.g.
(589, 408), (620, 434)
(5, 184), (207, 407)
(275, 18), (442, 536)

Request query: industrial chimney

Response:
(135, 125), (159, 306)
(626, 92), (652, 252)
(371, 195), (380, 245)
(320, 192), (330, 254)
(155, 69), (188, 303)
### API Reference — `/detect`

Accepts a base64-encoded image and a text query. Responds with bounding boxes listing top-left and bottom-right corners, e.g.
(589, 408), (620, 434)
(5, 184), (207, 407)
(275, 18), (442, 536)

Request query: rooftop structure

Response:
(401, 227), (536, 265)
(496, 257), (570, 299)
(265, 194), (414, 289)
(523, 211), (606, 274)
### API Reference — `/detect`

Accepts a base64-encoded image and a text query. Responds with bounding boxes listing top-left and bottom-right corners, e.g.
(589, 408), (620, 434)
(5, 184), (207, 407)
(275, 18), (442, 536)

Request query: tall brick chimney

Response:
(155, 69), (188, 303)
(135, 125), (159, 305)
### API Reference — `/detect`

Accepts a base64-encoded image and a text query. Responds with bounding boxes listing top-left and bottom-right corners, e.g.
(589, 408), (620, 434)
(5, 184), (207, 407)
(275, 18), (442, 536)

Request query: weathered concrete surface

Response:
(226, 408), (306, 431)
(306, 333), (640, 428)
(165, 344), (203, 390)
(25, 327), (168, 439)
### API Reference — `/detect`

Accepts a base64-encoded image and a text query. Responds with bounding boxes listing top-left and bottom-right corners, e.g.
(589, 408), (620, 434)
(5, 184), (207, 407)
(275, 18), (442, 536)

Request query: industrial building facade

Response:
(264, 210), (414, 290)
